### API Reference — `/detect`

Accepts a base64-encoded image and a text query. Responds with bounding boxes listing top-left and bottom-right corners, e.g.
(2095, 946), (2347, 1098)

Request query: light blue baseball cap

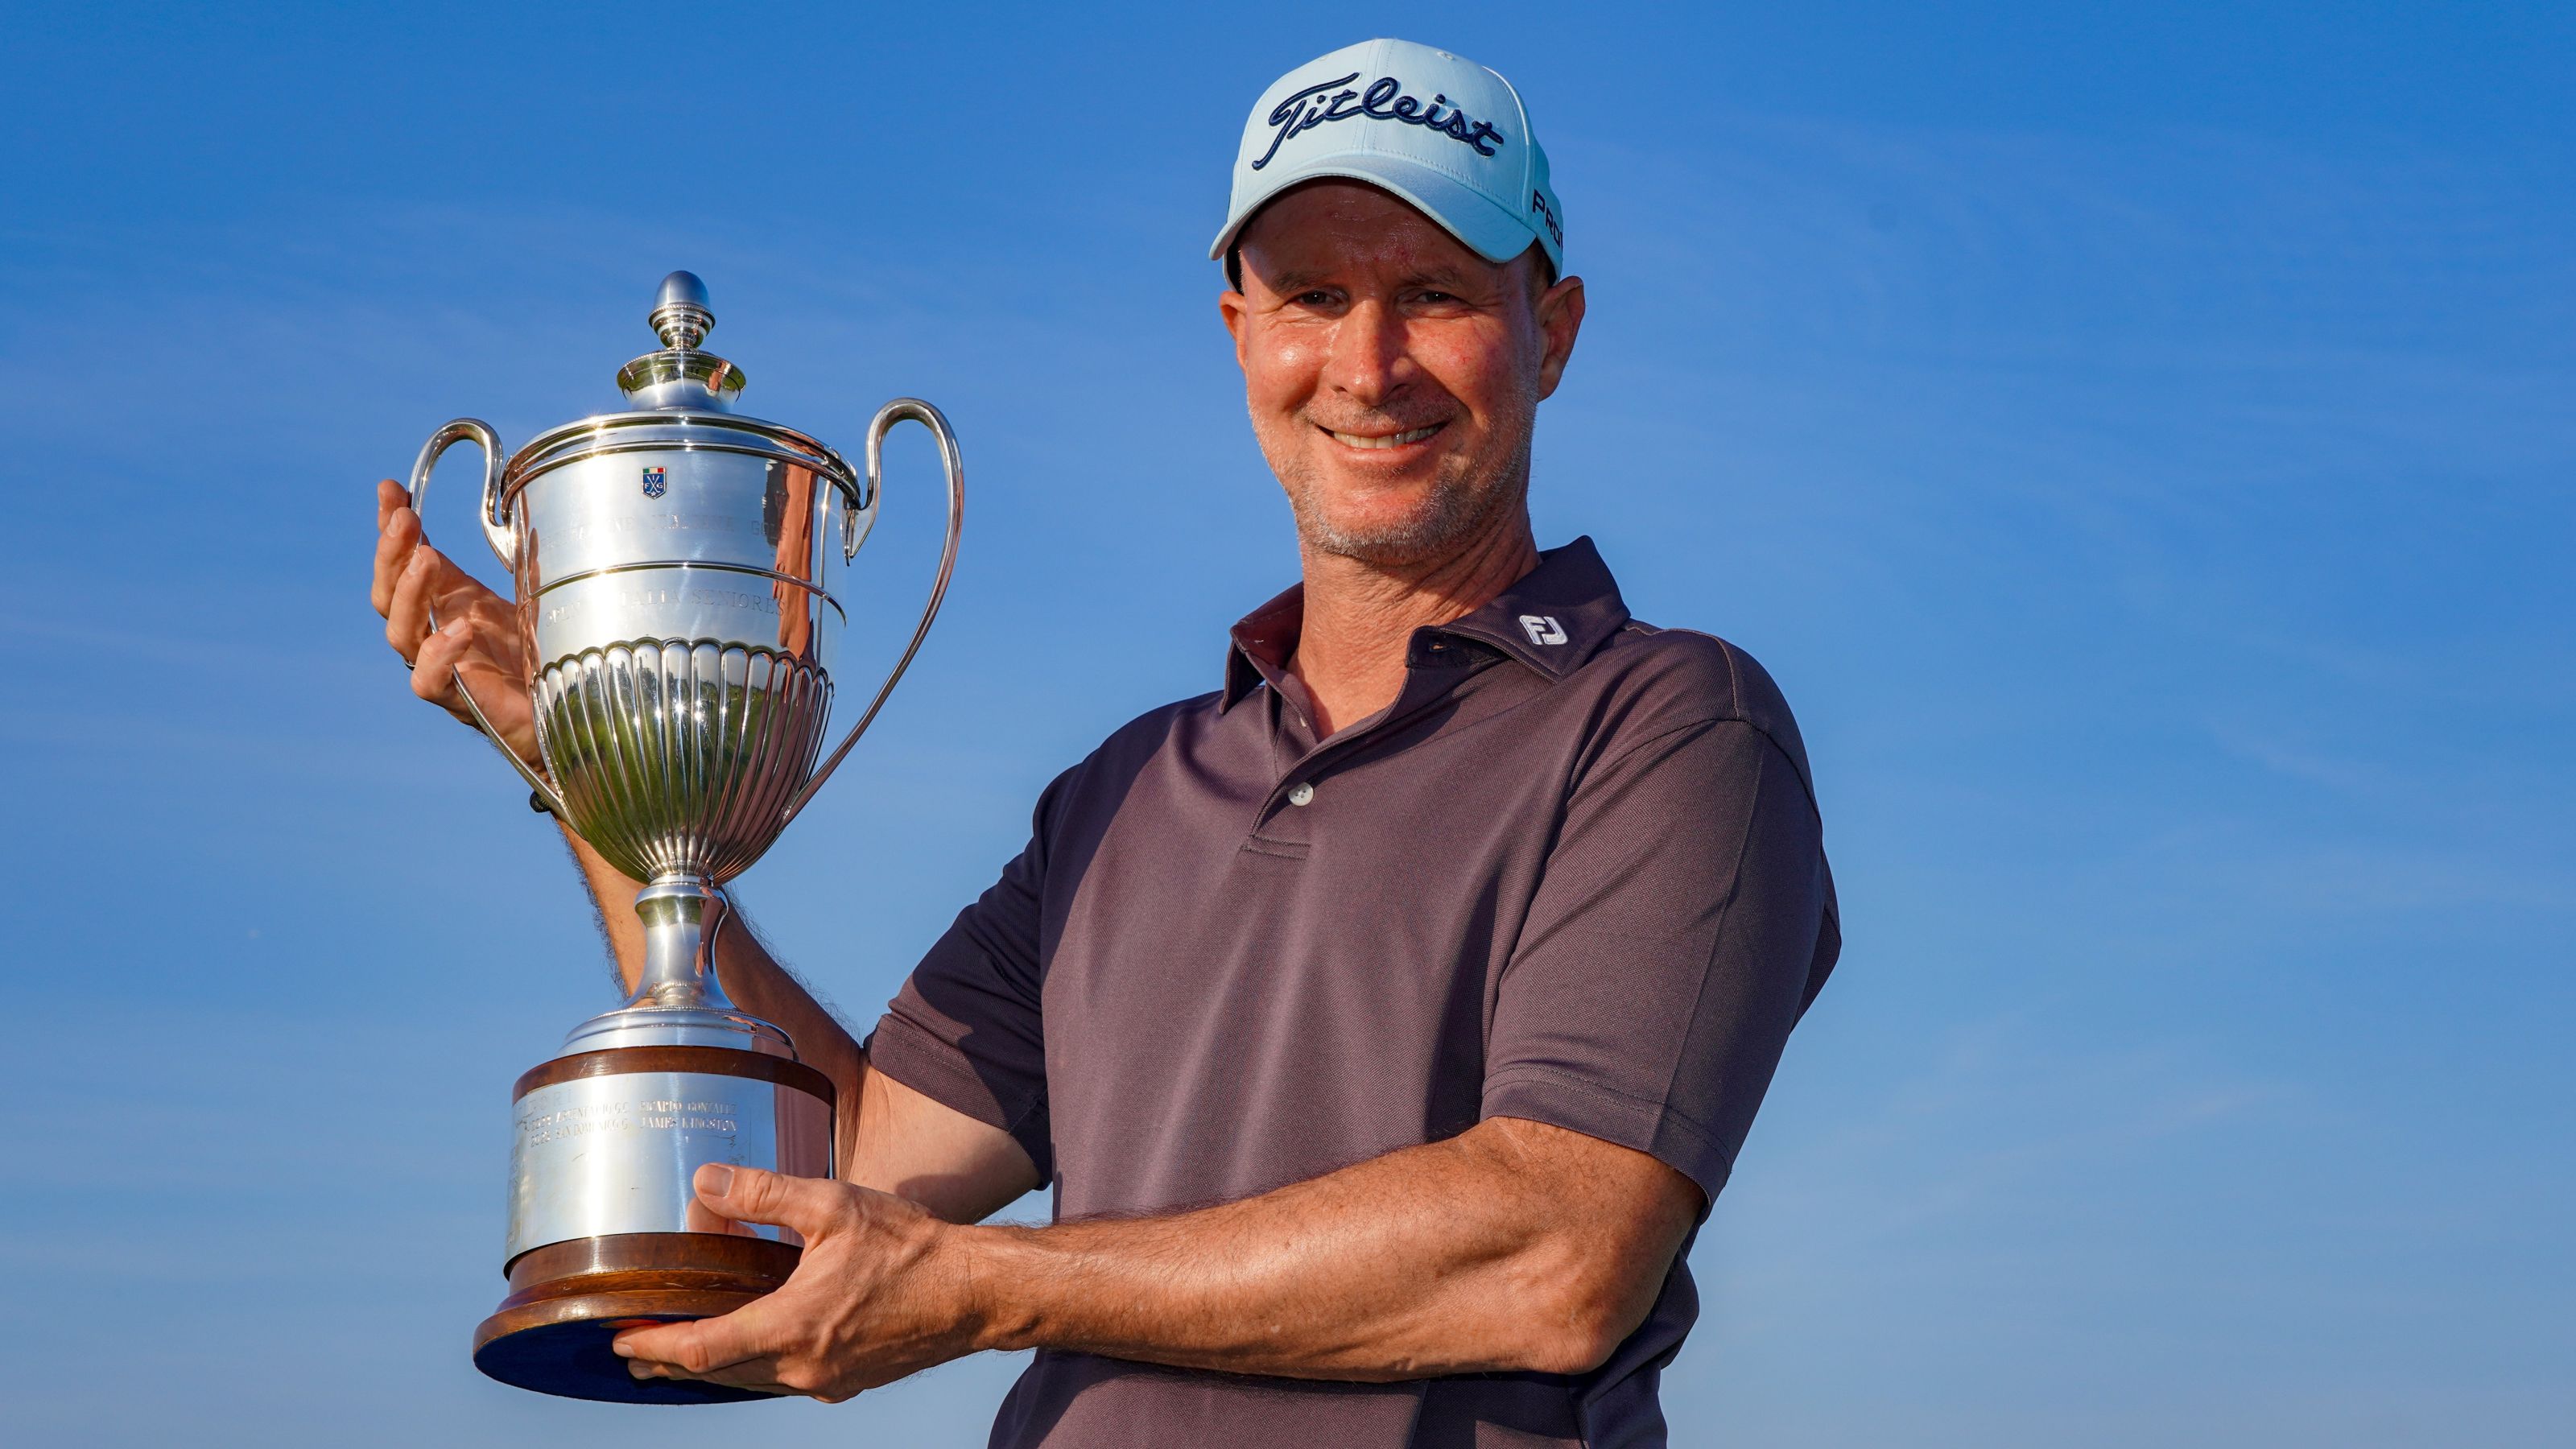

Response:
(1211, 39), (1566, 279)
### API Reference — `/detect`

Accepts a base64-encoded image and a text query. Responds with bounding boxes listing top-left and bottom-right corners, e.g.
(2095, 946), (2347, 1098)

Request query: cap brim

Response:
(1208, 151), (1540, 270)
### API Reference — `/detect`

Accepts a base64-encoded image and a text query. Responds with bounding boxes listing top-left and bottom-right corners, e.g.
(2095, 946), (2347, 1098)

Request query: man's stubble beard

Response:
(1267, 390), (1538, 571)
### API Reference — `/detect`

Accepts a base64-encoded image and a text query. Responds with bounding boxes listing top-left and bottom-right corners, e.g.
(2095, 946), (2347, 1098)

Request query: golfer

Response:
(371, 37), (1839, 1448)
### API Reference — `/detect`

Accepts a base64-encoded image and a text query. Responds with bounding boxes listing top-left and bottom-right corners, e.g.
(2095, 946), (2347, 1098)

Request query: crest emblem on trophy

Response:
(402, 271), (962, 1403)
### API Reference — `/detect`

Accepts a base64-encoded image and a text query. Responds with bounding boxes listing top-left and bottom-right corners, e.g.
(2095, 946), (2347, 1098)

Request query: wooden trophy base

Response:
(473, 1232), (801, 1404)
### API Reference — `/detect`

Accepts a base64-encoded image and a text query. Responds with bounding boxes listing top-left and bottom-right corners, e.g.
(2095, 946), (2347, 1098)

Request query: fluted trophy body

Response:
(514, 413), (849, 887)
(406, 273), (960, 1405)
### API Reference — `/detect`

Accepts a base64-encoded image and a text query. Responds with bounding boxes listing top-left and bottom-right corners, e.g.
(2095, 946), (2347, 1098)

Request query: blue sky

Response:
(3, 2), (2569, 1443)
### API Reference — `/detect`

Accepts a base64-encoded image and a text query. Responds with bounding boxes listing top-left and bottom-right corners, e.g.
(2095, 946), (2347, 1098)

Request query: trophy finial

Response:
(650, 270), (714, 350)
(619, 270), (745, 410)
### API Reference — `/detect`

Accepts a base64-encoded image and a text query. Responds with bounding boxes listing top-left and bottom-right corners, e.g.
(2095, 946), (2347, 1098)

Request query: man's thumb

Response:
(693, 1162), (836, 1235)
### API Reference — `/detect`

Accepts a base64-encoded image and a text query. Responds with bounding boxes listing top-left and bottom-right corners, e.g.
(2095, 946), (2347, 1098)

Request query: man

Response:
(372, 37), (1838, 1448)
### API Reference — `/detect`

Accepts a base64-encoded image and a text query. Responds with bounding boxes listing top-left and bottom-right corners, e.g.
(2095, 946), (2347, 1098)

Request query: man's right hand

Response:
(371, 477), (538, 762)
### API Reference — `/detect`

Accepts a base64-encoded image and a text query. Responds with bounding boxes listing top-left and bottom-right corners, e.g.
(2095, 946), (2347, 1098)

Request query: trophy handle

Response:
(407, 419), (570, 816)
(778, 398), (964, 827)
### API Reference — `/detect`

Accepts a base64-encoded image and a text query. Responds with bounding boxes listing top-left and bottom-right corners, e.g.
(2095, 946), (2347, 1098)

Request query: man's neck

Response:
(1289, 512), (1542, 737)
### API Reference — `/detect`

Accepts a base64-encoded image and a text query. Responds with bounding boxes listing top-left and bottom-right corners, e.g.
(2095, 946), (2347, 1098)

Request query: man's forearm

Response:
(947, 1117), (1696, 1381)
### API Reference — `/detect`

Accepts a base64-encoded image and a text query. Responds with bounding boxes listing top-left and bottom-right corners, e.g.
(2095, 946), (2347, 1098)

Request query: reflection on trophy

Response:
(406, 272), (962, 1403)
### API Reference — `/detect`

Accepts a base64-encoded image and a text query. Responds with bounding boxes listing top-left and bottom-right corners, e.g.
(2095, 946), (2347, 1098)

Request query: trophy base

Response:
(473, 1232), (801, 1404)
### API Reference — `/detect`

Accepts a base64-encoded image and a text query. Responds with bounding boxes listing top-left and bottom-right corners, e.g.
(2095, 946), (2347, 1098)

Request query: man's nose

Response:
(1324, 299), (1415, 407)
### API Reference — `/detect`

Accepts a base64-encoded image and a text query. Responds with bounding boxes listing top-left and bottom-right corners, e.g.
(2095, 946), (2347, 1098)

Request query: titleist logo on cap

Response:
(1253, 72), (1509, 171)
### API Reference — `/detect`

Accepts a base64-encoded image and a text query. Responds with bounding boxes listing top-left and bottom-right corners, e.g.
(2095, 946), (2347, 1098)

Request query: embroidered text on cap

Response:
(1253, 72), (1509, 171)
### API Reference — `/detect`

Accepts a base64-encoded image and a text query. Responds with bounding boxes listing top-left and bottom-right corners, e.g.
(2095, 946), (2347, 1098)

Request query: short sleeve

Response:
(1482, 718), (1833, 1208)
(867, 770), (1071, 1182)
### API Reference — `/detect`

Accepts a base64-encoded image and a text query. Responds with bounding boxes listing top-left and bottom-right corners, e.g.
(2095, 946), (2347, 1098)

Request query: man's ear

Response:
(1219, 285), (1252, 371)
(1534, 275), (1587, 400)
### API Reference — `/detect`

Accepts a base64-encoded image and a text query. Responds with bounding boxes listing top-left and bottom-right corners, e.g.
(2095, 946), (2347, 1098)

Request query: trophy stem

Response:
(555, 873), (788, 1059)
(627, 874), (736, 1013)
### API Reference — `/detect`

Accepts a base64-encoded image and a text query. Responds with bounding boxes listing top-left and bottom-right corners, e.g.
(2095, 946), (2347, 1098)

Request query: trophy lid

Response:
(615, 270), (749, 412)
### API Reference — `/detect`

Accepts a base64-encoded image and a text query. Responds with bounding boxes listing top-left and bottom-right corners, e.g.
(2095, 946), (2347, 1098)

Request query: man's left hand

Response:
(613, 1163), (984, 1401)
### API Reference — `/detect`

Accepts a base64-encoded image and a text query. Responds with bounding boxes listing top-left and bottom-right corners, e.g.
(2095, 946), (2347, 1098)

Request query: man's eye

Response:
(1297, 291), (1335, 306)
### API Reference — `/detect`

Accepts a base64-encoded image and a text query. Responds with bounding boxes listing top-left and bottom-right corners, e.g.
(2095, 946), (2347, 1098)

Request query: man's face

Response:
(1220, 182), (1584, 568)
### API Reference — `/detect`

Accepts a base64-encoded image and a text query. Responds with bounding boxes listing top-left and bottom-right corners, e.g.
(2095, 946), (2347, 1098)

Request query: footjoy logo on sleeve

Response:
(1253, 72), (1509, 171)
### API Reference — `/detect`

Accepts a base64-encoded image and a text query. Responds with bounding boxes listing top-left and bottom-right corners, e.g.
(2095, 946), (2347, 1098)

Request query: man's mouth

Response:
(1323, 423), (1444, 450)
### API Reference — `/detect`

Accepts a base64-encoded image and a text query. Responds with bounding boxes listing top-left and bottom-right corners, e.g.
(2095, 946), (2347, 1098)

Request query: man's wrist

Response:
(937, 1221), (1041, 1356)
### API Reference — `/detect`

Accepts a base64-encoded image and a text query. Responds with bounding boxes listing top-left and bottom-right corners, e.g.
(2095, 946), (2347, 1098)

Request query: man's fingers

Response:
(616, 1302), (847, 1401)
(629, 1360), (798, 1396)
(613, 1298), (778, 1378)
(375, 478), (410, 533)
(383, 543), (443, 661)
(692, 1164), (848, 1239)
(411, 621), (469, 702)
(619, 1344), (798, 1396)
(371, 502), (420, 620)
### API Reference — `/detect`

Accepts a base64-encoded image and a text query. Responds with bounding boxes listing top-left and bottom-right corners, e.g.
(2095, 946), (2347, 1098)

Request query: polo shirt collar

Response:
(1221, 536), (1630, 709)
(1424, 535), (1631, 679)
(1224, 584), (1305, 708)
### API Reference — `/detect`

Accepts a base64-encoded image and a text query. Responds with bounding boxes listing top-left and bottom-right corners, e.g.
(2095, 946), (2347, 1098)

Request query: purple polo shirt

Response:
(869, 537), (1839, 1448)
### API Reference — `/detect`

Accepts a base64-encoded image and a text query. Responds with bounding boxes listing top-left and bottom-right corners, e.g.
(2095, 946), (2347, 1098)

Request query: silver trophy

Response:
(406, 272), (960, 1403)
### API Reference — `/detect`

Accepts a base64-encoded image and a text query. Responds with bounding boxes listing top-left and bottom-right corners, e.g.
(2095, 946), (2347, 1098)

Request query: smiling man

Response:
(374, 35), (1837, 1449)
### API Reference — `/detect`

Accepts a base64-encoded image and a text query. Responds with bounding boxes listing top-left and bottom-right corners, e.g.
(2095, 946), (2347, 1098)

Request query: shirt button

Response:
(1287, 782), (1316, 807)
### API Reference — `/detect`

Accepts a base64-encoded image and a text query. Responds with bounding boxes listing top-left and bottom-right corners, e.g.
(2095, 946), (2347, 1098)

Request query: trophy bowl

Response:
(404, 272), (960, 1403)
